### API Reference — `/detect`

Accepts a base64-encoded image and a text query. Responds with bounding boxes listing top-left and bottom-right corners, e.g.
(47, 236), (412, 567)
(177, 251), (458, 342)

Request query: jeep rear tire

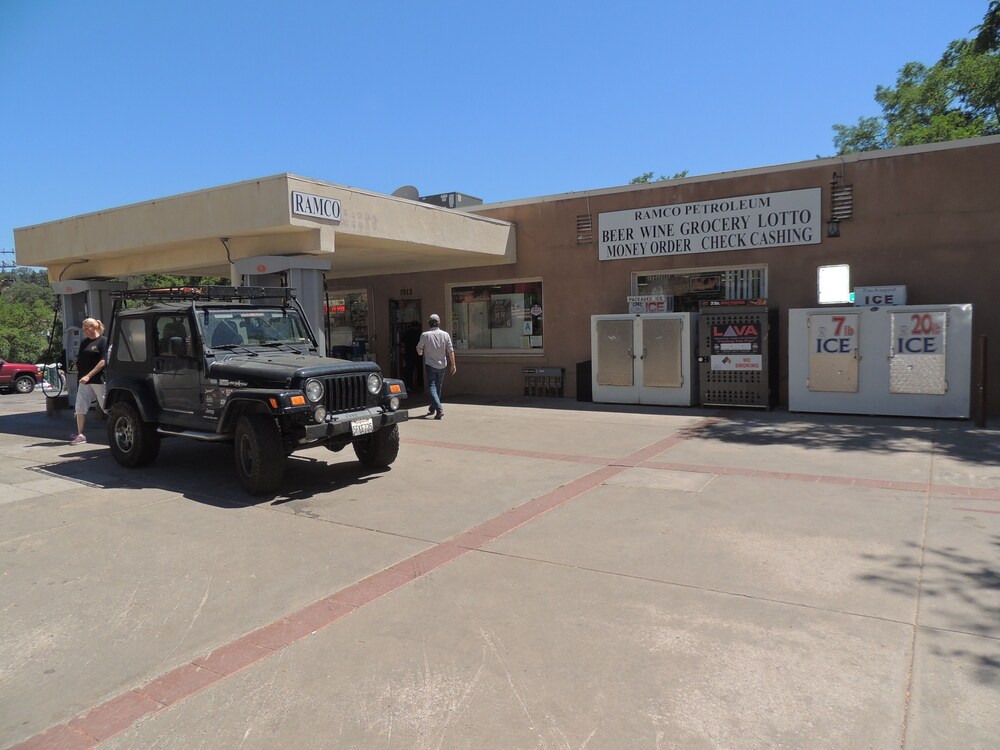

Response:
(15, 375), (36, 394)
(108, 401), (161, 467)
(353, 424), (400, 468)
(235, 413), (285, 495)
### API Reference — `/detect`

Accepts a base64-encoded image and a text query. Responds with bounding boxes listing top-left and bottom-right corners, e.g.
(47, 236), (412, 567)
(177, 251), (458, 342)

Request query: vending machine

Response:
(788, 304), (973, 418)
(591, 313), (698, 406)
(697, 301), (778, 408)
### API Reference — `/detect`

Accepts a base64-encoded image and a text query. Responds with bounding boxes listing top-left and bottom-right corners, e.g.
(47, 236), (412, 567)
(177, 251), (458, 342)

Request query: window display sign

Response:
(599, 188), (820, 261)
(627, 294), (673, 313)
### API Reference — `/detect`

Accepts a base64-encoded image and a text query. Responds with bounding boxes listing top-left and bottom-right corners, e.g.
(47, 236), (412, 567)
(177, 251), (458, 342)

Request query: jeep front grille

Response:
(324, 374), (369, 413)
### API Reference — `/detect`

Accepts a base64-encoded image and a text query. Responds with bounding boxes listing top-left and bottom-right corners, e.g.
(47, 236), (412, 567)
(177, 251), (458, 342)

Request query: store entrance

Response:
(389, 299), (423, 391)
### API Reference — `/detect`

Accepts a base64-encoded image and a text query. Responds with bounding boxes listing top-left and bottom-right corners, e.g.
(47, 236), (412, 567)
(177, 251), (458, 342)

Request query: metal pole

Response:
(974, 335), (987, 428)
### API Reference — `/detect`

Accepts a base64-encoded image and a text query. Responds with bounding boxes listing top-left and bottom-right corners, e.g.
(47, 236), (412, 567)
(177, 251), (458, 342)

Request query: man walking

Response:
(416, 313), (456, 420)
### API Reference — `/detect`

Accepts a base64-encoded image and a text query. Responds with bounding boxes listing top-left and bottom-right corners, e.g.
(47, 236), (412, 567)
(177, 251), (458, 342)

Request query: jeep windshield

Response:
(201, 308), (314, 349)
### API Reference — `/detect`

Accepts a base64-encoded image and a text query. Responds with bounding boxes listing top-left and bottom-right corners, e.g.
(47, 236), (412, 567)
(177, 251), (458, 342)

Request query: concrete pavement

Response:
(1, 390), (998, 749)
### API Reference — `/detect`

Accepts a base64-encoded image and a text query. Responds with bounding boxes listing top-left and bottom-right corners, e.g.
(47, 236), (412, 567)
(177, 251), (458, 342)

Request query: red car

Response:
(0, 358), (42, 394)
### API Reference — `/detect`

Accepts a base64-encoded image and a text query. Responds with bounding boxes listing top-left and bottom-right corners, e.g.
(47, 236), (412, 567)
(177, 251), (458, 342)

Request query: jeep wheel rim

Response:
(114, 418), (135, 452)
(239, 435), (254, 476)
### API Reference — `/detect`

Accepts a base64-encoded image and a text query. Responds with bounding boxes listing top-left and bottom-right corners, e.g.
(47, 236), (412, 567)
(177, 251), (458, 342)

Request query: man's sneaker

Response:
(427, 407), (436, 415)
(70, 434), (87, 445)
(434, 411), (443, 420)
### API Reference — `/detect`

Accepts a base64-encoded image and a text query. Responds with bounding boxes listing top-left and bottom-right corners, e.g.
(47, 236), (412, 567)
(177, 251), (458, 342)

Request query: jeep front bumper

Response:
(301, 407), (408, 443)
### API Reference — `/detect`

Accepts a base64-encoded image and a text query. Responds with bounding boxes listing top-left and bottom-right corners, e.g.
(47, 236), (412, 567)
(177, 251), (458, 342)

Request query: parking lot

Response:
(2, 390), (999, 749)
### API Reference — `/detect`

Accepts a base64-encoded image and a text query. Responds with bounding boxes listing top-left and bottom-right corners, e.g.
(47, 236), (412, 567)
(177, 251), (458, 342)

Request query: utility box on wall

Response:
(788, 304), (973, 418)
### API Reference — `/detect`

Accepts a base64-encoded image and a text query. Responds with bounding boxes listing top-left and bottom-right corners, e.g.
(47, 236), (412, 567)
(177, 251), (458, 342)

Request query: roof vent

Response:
(417, 192), (483, 209)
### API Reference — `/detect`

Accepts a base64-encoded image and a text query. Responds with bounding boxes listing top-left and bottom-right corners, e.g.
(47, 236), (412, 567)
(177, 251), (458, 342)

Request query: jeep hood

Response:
(208, 352), (379, 385)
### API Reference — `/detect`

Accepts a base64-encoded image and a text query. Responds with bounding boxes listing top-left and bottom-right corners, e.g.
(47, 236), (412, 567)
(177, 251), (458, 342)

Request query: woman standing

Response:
(70, 318), (108, 445)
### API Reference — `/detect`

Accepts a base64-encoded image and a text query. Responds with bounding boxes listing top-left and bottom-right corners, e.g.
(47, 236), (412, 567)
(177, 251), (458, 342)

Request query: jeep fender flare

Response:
(104, 382), (159, 422)
(218, 392), (279, 434)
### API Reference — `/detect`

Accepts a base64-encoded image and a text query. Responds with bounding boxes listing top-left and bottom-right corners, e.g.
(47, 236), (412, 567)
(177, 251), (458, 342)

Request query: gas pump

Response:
(235, 256), (331, 356)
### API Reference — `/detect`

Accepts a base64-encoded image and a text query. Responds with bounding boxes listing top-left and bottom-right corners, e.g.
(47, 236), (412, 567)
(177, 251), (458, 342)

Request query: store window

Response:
(633, 265), (767, 311)
(325, 289), (370, 360)
(450, 279), (544, 352)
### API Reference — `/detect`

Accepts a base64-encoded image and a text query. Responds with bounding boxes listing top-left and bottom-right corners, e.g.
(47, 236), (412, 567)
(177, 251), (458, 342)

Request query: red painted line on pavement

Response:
(12, 420), (710, 750)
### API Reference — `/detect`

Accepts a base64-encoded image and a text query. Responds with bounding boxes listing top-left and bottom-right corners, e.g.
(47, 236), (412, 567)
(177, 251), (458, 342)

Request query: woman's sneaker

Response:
(70, 434), (87, 445)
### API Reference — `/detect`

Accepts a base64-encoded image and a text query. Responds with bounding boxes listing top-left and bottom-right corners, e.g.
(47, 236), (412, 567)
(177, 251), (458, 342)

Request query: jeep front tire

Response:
(108, 401), (161, 467)
(353, 424), (400, 468)
(235, 413), (285, 495)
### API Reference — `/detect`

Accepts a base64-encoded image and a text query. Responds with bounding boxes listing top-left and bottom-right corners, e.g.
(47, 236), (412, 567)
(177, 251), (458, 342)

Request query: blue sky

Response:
(0, 0), (991, 259)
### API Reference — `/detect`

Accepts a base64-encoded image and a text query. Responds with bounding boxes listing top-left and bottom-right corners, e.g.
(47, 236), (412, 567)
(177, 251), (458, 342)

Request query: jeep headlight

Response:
(366, 372), (382, 395)
(304, 378), (324, 403)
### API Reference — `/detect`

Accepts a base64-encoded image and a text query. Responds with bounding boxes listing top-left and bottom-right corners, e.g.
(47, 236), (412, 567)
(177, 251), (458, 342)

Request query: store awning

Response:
(14, 174), (516, 281)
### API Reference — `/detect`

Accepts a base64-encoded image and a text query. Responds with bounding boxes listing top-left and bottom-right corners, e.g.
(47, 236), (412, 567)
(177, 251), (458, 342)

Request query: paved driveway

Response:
(1, 392), (998, 749)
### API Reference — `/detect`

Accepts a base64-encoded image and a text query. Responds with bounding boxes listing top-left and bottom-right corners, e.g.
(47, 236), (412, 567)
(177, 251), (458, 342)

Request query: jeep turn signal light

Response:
(290, 395), (306, 406)
(389, 384), (402, 394)
(269, 398), (279, 408)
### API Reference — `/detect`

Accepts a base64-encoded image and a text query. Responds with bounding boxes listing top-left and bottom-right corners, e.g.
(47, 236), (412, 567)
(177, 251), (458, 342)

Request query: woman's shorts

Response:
(74, 382), (107, 416)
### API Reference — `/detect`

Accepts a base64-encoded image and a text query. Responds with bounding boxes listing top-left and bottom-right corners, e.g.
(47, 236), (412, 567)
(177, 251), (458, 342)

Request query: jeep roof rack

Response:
(110, 286), (296, 303)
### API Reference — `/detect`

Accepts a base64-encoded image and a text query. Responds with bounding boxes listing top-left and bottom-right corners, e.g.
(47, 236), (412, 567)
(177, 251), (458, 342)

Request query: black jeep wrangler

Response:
(103, 286), (408, 494)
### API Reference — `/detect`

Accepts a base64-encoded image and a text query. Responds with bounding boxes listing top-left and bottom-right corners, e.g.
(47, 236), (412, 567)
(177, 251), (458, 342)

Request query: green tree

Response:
(0, 269), (61, 363)
(834, 2), (1000, 153)
(629, 170), (689, 184)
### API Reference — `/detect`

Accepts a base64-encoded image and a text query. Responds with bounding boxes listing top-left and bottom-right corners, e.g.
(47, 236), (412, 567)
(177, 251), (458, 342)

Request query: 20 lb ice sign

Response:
(892, 311), (945, 355)
(813, 314), (858, 354)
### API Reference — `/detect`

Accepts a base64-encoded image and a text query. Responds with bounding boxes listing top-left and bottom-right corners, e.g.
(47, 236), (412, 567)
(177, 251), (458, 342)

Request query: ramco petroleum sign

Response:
(291, 191), (341, 222)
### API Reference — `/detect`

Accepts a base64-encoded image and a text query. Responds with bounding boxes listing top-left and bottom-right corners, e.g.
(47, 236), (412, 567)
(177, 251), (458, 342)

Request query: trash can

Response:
(576, 360), (592, 402)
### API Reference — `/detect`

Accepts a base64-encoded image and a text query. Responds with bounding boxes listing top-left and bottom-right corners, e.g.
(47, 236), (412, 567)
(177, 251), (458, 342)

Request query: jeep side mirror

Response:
(169, 337), (188, 356)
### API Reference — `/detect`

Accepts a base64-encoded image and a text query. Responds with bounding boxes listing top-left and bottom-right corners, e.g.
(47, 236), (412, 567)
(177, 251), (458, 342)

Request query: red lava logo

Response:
(257, 265), (266, 273)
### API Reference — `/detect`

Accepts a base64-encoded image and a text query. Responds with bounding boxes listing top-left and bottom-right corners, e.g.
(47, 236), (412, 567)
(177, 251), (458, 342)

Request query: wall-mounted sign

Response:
(854, 285), (907, 306)
(627, 294), (673, 313)
(598, 188), (820, 261)
(291, 191), (342, 222)
(709, 318), (762, 371)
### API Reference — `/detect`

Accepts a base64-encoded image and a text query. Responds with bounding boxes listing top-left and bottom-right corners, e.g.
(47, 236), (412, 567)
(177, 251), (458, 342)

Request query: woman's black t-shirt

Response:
(76, 335), (109, 383)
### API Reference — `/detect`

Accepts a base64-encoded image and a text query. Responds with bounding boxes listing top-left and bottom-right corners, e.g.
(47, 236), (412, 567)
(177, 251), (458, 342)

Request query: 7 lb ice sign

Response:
(813, 314), (858, 355)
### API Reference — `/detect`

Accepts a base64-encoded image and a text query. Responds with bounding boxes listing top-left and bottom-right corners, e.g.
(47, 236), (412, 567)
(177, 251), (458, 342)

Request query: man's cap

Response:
(429, 313), (440, 322)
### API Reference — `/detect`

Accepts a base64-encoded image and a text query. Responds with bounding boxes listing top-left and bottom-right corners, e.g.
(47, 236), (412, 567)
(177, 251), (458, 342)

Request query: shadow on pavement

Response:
(24, 438), (394, 506)
(858, 536), (1000, 685)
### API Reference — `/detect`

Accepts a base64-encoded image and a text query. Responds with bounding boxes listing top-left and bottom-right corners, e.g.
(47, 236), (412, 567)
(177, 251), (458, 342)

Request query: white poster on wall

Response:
(599, 188), (821, 261)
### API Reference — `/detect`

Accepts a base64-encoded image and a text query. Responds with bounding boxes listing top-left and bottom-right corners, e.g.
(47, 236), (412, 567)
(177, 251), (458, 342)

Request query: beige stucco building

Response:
(15, 136), (1000, 417)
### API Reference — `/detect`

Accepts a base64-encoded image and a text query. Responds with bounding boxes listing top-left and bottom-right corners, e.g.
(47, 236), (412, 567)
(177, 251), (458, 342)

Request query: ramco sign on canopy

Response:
(598, 188), (821, 261)
(291, 191), (342, 222)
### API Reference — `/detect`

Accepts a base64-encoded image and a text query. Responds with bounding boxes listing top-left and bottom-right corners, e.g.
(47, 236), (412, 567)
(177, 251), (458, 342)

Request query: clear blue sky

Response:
(0, 0), (991, 259)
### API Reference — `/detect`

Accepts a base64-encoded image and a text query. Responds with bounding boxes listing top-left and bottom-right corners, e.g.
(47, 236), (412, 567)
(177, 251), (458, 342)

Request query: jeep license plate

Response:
(351, 417), (374, 436)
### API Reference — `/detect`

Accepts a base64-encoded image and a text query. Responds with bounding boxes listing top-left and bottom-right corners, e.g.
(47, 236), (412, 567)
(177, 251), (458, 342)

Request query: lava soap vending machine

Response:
(788, 304), (973, 418)
(591, 313), (698, 406)
(697, 301), (778, 408)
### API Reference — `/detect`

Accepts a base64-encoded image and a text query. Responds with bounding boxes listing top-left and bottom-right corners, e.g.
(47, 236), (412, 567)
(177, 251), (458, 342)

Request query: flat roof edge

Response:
(465, 134), (1000, 211)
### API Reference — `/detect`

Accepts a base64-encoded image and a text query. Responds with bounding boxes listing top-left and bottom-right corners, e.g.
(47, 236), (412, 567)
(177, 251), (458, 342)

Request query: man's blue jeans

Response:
(425, 365), (447, 414)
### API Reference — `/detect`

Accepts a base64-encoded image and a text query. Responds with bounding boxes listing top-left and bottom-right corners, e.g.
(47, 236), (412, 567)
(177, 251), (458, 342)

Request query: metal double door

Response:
(590, 313), (696, 405)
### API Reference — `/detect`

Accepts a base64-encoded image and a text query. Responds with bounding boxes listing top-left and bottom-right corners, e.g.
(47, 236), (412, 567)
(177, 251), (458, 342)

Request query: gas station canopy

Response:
(14, 174), (516, 281)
